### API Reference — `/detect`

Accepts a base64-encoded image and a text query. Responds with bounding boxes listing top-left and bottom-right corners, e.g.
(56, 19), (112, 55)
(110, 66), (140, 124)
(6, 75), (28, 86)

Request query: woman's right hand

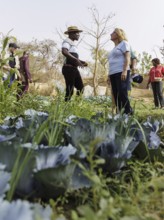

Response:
(121, 70), (127, 81)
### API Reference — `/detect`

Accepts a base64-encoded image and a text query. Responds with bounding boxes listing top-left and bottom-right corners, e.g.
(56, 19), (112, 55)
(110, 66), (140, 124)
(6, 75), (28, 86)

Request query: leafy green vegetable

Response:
(0, 170), (11, 199)
(0, 199), (52, 220)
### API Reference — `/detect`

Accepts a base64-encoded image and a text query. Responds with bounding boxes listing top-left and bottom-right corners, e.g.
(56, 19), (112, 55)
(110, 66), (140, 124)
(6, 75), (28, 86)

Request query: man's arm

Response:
(15, 55), (20, 69)
(130, 49), (137, 73)
(62, 48), (84, 67)
(131, 58), (137, 73)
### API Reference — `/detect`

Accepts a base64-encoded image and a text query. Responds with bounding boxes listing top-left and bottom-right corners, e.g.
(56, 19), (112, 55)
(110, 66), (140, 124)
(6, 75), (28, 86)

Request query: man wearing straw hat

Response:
(62, 26), (88, 101)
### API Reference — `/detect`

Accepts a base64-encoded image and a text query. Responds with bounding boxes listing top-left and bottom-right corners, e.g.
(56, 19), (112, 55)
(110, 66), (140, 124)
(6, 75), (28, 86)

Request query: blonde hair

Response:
(114, 28), (128, 42)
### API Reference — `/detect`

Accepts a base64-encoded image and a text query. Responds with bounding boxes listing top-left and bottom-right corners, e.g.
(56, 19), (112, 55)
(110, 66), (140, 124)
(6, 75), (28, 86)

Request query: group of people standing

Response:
(2, 27), (164, 112)
(2, 43), (32, 99)
(61, 26), (164, 113)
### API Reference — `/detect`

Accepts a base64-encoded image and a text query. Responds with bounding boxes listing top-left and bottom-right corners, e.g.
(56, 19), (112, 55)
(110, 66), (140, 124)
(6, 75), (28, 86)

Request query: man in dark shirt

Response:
(8, 43), (20, 87)
(62, 26), (87, 101)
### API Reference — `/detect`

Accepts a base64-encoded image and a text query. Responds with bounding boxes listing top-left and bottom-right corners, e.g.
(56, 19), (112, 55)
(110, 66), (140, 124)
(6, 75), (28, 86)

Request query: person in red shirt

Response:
(147, 58), (164, 109)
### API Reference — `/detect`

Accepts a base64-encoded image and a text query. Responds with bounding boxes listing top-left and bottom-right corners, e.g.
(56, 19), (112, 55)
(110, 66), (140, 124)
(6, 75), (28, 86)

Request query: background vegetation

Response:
(0, 7), (164, 220)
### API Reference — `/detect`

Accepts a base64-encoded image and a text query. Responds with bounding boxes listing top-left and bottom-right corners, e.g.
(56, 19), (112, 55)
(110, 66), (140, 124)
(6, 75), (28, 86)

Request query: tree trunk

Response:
(92, 41), (99, 96)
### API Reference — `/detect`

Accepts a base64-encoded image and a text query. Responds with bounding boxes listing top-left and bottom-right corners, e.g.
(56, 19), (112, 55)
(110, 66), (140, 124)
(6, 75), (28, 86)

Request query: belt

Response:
(63, 64), (77, 68)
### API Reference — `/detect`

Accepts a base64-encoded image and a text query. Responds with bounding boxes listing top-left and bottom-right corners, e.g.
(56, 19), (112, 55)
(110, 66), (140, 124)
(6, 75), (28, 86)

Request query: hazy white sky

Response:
(0, 0), (164, 61)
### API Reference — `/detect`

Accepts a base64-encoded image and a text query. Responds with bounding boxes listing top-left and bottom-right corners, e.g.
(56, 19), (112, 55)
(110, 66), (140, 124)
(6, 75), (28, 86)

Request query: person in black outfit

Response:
(62, 26), (87, 101)
(8, 43), (20, 87)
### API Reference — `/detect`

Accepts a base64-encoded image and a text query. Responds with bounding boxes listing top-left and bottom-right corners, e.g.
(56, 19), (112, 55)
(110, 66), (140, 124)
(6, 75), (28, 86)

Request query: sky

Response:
(0, 0), (164, 61)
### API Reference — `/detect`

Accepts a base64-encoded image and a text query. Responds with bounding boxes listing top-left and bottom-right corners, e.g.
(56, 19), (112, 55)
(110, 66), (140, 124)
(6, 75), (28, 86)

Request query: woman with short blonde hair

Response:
(108, 28), (133, 115)
(114, 28), (128, 42)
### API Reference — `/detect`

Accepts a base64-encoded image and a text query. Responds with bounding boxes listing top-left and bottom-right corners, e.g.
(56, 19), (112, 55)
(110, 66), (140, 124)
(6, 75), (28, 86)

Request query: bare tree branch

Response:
(83, 6), (115, 95)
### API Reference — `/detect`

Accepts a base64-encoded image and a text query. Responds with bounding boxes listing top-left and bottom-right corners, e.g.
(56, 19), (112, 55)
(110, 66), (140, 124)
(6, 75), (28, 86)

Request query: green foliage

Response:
(70, 161), (164, 220)
(0, 81), (18, 121)
(131, 99), (164, 121)
(6, 146), (33, 201)
(138, 51), (152, 74)
(90, 48), (109, 78)
(0, 26), (163, 220)
(0, 93), (163, 220)
(18, 38), (62, 83)
(0, 36), (29, 122)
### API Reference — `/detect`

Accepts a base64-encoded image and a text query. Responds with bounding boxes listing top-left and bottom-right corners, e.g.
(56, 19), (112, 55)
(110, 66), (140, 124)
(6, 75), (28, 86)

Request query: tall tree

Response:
(19, 39), (63, 82)
(84, 6), (115, 95)
(138, 52), (152, 75)
(159, 39), (164, 64)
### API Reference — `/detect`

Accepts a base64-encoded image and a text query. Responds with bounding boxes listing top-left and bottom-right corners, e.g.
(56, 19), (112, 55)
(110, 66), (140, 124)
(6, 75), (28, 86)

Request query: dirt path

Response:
(130, 88), (153, 103)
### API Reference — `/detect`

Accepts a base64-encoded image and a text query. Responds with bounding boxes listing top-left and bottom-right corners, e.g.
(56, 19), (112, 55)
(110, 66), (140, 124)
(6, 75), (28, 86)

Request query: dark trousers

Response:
(151, 82), (164, 107)
(8, 73), (16, 88)
(17, 81), (29, 99)
(62, 66), (84, 101)
(110, 71), (132, 114)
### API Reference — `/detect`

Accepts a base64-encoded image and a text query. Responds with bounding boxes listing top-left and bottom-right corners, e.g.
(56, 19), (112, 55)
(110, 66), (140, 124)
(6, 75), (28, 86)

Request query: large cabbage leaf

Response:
(137, 117), (164, 148)
(0, 142), (36, 197)
(34, 164), (75, 199)
(65, 118), (114, 153)
(32, 203), (53, 220)
(34, 144), (76, 170)
(34, 144), (77, 198)
(15, 146), (36, 197)
(1, 110), (49, 144)
(65, 116), (140, 173)
(70, 164), (91, 190)
(133, 117), (164, 161)
(97, 133), (139, 173)
(0, 170), (11, 199)
(0, 199), (52, 220)
(0, 142), (18, 171)
(0, 199), (32, 220)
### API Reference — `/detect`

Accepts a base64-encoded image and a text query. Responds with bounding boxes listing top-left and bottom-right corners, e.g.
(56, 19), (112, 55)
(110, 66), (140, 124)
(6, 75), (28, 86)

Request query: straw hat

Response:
(64, 26), (83, 34)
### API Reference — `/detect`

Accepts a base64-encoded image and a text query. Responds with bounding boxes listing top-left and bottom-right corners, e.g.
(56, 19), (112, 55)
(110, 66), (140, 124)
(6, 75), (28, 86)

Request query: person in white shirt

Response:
(62, 26), (87, 101)
(108, 28), (133, 115)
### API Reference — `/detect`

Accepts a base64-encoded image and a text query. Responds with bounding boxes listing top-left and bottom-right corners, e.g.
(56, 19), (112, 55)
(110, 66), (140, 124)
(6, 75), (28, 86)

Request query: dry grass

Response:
(29, 82), (57, 96)
(28, 77), (162, 110)
(130, 88), (153, 104)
